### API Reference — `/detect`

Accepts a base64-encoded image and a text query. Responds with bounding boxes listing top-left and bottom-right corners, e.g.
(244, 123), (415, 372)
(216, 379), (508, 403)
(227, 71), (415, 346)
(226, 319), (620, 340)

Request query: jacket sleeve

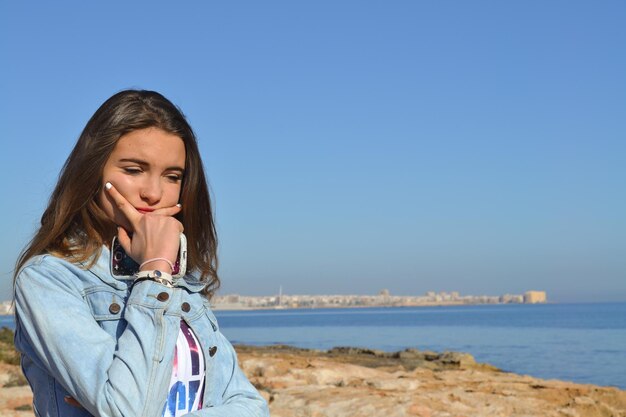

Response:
(14, 258), (187, 417)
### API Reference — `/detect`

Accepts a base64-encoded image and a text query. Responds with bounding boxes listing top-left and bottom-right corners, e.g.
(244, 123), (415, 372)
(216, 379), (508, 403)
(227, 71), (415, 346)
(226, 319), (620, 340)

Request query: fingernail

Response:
(105, 182), (112, 190)
(176, 203), (182, 208)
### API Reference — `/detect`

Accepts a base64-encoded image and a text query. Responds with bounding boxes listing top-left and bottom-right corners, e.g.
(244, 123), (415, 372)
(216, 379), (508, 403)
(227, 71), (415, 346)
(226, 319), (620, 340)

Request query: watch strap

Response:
(134, 270), (174, 287)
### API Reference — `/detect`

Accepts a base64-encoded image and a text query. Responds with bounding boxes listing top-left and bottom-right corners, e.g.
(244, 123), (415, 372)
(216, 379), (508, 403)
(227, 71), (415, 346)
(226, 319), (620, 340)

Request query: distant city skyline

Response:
(0, 289), (547, 313)
(210, 289), (548, 310)
(1, 2), (625, 303)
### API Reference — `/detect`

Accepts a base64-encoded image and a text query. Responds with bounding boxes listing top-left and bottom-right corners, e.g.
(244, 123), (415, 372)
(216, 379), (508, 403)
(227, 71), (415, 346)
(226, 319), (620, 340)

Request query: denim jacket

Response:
(14, 248), (269, 417)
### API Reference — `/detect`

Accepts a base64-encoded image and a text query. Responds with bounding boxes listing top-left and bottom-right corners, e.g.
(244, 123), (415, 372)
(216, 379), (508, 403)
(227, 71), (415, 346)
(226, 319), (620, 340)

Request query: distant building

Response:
(225, 294), (240, 303)
(0, 301), (14, 314)
(500, 294), (524, 304)
(524, 291), (547, 304)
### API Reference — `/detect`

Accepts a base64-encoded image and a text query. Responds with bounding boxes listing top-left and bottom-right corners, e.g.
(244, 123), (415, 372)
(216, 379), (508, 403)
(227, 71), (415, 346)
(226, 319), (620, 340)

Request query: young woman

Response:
(13, 90), (269, 417)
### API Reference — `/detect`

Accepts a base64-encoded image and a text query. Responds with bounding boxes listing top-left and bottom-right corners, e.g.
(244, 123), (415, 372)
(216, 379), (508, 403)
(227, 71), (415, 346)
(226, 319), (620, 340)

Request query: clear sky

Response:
(1, 1), (625, 303)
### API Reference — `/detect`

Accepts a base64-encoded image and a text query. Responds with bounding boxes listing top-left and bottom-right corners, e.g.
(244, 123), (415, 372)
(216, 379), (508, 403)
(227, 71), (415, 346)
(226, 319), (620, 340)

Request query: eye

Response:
(123, 167), (142, 175)
(166, 173), (183, 183)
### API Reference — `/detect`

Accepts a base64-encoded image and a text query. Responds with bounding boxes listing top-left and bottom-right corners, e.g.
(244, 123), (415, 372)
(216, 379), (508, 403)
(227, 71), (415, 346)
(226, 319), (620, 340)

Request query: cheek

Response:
(164, 184), (183, 206)
(97, 174), (137, 224)
(97, 188), (114, 219)
(107, 175), (137, 198)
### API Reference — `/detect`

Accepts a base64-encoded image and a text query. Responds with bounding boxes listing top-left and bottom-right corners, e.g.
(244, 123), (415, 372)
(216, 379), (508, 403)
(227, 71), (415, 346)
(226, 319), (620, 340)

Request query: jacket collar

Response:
(84, 246), (207, 293)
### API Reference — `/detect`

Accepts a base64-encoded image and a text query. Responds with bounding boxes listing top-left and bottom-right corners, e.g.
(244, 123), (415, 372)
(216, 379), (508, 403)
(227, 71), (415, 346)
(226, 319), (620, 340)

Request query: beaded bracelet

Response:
(139, 257), (174, 272)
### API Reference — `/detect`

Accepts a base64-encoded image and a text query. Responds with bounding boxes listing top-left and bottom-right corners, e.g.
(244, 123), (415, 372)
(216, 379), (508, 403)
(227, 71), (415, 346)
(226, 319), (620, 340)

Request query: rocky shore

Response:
(1, 344), (625, 417)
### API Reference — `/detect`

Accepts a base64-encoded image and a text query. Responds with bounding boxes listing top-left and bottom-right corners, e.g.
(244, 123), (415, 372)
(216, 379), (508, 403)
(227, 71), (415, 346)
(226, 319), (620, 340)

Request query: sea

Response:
(2, 302), (625, 390)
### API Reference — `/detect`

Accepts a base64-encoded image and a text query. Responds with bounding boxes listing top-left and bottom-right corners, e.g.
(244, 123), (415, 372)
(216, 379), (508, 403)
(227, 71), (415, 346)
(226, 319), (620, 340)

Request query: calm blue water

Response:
(212, 303), (626, 390)
(3, 303), (625, 389)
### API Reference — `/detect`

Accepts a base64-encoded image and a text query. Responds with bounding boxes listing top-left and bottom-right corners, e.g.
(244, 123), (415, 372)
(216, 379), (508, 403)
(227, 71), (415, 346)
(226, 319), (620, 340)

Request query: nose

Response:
(139, 176), (162, 205)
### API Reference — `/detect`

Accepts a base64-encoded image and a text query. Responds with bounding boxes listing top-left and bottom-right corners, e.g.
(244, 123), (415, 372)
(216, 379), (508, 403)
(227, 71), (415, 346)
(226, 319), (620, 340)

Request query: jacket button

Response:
(209, 346), (217, 357)
(181, 302), (191, 312)
(109, 303), (121, 314)
(157, 292), (169, 302)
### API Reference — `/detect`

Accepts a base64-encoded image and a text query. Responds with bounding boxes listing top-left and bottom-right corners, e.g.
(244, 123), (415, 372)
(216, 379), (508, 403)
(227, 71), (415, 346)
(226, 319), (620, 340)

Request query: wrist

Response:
(134, 269), (174, 287)
(139, 258), (174, 273)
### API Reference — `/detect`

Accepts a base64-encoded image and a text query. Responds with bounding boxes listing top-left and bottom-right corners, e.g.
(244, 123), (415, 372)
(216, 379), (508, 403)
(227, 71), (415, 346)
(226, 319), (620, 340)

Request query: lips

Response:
(135, 207), (155, 214)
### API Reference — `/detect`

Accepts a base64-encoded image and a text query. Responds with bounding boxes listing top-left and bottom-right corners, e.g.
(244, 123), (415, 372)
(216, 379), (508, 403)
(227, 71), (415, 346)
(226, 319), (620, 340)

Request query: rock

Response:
(397, 348), (423, 359)
(437, 351), (477, 368)
(234, 346), (626, 417)
(328, 347), (386, 357)
(573, 396), (595, 406)
(368, 378), (419, 391)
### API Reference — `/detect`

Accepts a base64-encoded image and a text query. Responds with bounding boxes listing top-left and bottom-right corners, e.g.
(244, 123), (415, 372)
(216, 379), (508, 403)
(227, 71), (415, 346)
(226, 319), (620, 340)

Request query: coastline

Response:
(2, 303), (626, 391)
(1, 344), (624, 416)
(240, 345), (626, 417)
(1, 300), (549, 314)
(210, 301), (541, 311)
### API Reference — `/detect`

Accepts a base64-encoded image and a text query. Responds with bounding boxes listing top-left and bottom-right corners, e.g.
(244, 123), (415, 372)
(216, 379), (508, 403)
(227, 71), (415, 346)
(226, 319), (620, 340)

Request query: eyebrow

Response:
(118, 158), (185, 172)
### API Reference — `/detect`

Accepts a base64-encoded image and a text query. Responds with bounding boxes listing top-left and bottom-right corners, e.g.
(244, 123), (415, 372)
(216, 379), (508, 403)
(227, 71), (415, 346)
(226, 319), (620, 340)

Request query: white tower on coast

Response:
(276, 285), (284, 309)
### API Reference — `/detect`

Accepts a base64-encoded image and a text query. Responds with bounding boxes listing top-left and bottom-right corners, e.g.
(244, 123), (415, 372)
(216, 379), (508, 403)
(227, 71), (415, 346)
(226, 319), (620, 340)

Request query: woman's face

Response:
(98, 127), (186, 231)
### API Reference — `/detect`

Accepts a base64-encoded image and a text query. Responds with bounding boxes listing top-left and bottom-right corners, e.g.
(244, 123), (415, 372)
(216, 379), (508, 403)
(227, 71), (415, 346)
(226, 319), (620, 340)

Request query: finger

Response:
(117, 226), (132, 254)
(104, 182), (141, 228)
(151, 203), (182, 217)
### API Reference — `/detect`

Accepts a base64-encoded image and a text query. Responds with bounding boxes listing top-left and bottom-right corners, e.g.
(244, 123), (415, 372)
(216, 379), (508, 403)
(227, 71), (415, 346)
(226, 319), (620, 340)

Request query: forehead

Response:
(110, 128), (186, 167)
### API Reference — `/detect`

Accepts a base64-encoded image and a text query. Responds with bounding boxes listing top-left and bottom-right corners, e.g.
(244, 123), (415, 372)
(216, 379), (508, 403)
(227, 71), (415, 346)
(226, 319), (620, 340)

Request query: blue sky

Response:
(1, 1), (625, 302)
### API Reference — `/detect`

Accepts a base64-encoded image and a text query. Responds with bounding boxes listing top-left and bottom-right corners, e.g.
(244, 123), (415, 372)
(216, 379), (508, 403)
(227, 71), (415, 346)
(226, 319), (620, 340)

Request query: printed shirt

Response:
(163, 320), (206, 416)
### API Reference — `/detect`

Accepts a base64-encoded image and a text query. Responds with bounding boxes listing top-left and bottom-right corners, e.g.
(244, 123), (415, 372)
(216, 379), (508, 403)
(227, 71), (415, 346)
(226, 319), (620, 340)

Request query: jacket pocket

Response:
(84, 286), (128, 338)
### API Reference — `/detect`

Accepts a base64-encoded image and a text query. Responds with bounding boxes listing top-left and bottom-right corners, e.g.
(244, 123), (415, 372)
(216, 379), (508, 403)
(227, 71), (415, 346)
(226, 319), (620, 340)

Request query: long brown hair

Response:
(14, 90), (220, 297)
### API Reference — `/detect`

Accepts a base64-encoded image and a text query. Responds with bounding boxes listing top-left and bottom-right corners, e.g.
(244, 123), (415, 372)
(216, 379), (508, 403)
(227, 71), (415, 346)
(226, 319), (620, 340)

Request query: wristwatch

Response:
(134, 270), (174, 287)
